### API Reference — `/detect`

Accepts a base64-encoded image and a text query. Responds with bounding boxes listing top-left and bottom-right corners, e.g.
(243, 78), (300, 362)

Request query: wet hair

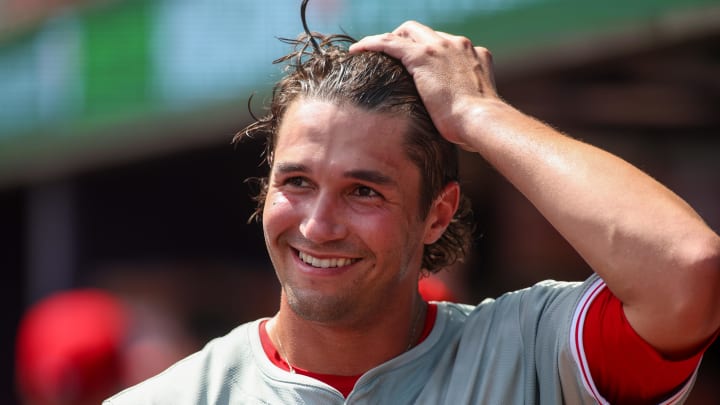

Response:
(234, 32), (474, 273)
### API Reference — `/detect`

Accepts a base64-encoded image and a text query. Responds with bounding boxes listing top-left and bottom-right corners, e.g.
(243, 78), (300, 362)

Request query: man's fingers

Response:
(349, 32), (416, 63)
(391, 20), (439, 44)
(348, 33), (392, 54)
(349, 20), (438, 56)
(434, 30), (469, 45)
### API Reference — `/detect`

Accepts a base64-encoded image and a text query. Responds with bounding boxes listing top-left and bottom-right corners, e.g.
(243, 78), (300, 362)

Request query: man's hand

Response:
(350, 21), (499, 151)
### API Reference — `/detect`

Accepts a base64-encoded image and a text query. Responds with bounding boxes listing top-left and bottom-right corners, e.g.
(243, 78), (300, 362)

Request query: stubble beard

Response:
(284, 284), (359, 323)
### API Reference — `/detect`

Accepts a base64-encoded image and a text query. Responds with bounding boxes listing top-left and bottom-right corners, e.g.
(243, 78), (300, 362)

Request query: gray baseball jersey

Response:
(104, 275), (698, 404)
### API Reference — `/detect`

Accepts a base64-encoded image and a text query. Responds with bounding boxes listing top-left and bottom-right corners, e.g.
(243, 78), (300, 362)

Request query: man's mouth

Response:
(298, 251), (358, 268)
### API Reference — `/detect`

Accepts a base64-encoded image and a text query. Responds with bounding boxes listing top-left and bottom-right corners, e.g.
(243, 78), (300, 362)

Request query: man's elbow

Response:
(676, 233), (720, 340)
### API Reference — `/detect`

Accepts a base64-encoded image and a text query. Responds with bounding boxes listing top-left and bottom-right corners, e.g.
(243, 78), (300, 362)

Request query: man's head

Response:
(237, 33), (473, 274)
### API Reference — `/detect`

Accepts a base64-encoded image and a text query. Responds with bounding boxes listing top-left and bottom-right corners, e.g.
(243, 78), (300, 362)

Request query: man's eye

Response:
(353, 185), (381, 198)
(285, 177), (310, 187)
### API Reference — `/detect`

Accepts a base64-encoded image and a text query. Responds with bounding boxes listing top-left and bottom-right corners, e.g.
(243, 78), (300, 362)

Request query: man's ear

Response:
(423, 182), (461, 245)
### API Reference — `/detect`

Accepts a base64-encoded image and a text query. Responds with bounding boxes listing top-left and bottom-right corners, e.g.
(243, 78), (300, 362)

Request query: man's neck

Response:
(265, 299), (429, 376)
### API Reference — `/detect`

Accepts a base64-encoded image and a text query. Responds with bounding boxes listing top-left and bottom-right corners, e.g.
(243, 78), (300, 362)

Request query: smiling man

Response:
(262, 97), (453, 376)
(105, 16), (720, 405)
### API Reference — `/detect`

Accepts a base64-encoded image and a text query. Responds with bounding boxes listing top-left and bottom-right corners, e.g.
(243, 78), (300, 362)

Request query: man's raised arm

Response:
(350, 21), (720, 356)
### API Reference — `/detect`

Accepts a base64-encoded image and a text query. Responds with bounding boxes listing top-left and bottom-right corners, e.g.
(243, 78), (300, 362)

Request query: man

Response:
(105, 20), (720, 404)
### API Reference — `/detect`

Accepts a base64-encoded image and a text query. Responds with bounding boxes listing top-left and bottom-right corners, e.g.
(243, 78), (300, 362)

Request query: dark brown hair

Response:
(234, 33), (474, 273)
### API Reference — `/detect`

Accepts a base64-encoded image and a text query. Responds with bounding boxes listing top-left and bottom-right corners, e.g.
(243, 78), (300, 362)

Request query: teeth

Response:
(299, 251), (354, 268)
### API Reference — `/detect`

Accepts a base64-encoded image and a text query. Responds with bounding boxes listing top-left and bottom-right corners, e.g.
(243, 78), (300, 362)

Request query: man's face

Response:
(262, 98), (436, 324)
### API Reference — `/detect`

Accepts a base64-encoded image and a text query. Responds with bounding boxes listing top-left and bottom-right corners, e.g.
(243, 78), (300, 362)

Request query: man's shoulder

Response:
(436, 275), (597, 335)
(103, 319), (264, 405)
(486, 277), (591, 311)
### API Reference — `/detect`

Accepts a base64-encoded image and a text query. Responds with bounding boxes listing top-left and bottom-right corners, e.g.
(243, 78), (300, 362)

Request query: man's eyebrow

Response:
(274, 163), (308, 174)
(344, 169), (397, 186)
(273, 164), (396, 186)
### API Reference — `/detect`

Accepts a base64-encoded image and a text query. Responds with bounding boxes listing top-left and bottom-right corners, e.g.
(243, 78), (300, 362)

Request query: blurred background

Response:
(1, 0), (719, 403)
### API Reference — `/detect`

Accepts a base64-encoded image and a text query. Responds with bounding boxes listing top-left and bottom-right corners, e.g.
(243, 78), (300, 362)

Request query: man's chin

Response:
(286, 288), (358, 324)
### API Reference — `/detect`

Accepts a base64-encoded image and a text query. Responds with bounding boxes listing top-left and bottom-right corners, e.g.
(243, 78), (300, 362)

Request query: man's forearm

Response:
(462, 101), (720, 356)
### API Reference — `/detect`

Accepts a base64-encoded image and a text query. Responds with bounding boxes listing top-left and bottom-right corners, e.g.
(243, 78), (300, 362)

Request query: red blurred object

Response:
(15, 289), (129, 405)
(418, 276), (457, 302)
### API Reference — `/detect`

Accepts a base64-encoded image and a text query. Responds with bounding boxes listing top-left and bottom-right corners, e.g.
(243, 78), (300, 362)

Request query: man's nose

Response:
(299, 192), (348, 243)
